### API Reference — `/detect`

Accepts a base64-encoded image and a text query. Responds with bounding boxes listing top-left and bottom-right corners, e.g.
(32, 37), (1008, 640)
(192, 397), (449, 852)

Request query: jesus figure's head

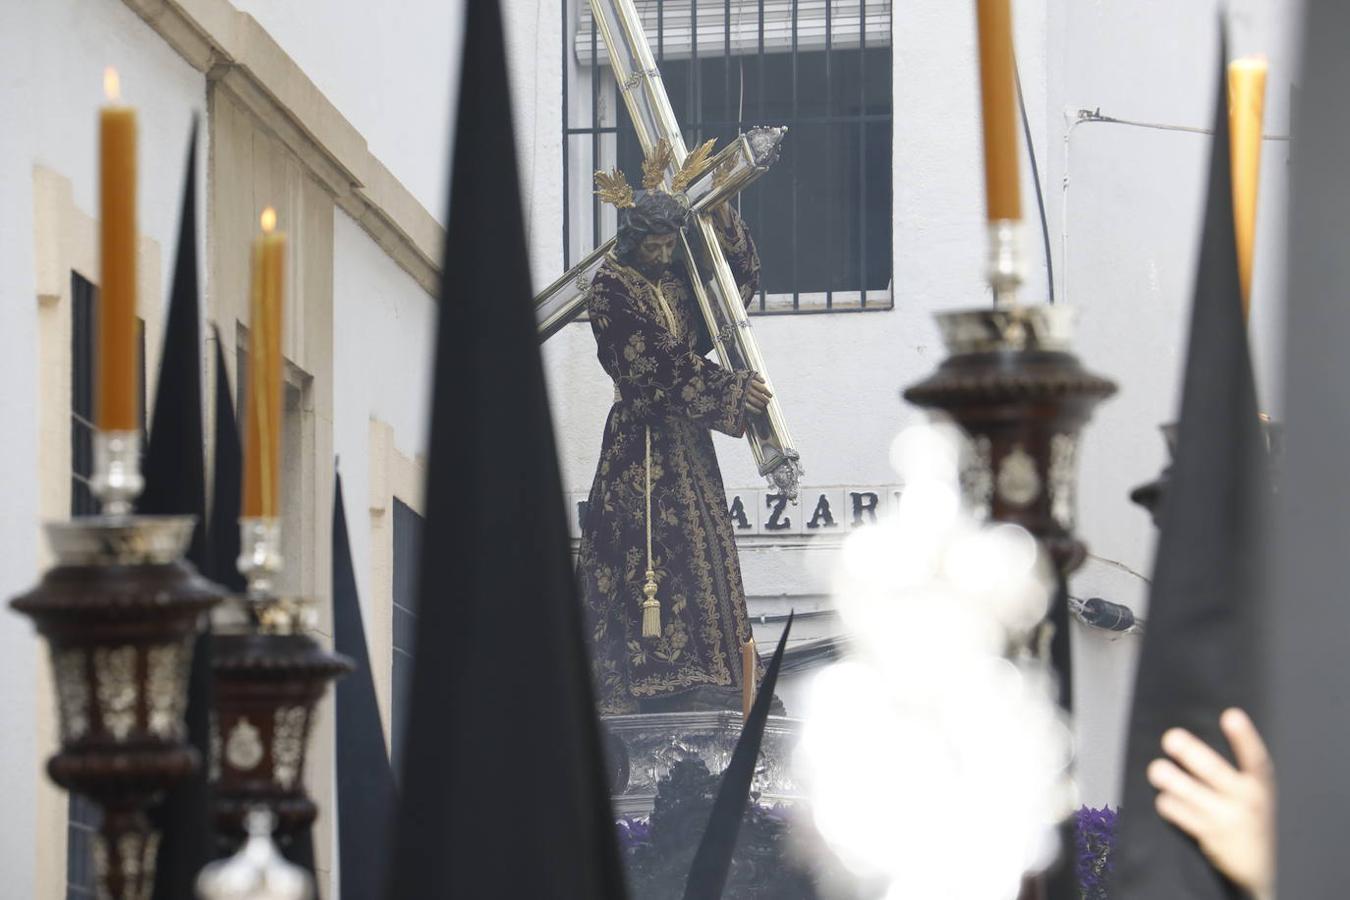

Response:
(616, 190), (690, 280)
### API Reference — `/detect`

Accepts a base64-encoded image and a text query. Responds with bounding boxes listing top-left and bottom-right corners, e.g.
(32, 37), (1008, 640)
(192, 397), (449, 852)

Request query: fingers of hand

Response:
(1221, 708), (1273, 783)
(1148, 758), (1222, 817)
(1154, 789), (1210, 841)
(1162, 727), (1241, 794)
(745, 378), (773, 412)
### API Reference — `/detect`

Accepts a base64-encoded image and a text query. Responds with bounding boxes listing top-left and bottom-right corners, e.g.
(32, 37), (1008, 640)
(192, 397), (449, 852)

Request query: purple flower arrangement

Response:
(615, 815), (652, 853)
(1075, 805), (1119, 899)
(619, 803), (1119, 898)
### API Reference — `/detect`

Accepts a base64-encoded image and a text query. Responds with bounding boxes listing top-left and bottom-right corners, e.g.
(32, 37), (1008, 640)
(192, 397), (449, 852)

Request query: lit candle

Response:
(97, 67), (139, 432)
(975, 0), (1021, 222)
(742, 638), (757, 719)
(1228, 56), (1267, 320)
(242, 208), (285, 519)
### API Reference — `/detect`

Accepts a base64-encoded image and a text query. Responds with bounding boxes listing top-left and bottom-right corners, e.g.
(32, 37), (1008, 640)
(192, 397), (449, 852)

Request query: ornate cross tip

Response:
(747, 125), (788, 167)
(594, 168), (635, 209)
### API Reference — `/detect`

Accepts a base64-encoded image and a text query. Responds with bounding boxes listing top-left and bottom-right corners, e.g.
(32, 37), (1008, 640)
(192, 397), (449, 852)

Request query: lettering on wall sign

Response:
(566, 486), (903, 539)
(850, 491), (880, 526)
(764, 493), (793, 531)
(728, 495), (753, 531)
(806, 493), (839, 530)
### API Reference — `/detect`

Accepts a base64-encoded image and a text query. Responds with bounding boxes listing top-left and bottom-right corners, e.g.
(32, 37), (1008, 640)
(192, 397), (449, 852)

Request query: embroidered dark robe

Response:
(578, 210), (761, 715)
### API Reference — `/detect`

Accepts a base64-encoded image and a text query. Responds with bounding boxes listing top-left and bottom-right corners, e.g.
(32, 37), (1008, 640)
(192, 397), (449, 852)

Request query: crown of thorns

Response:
(593, 137), (717, 208)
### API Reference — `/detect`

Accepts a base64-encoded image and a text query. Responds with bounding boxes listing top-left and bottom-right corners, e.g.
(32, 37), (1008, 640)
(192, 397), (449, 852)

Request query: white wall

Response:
(230, 0), (464, 221)
(1047, 0), (1296, 805)
(331, 208), (436, 635)
(0, 0), (207, 891)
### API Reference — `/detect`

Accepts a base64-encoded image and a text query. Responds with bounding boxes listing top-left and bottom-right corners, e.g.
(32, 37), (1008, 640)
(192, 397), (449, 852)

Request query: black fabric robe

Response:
(579, 209), (762, 715)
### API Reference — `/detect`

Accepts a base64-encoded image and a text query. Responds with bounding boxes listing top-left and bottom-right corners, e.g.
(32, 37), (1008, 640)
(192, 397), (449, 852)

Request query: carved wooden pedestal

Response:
(210, 601), (352, 854)
(904, 307), (1117, 575)
(905, 308), (1116, 900)
(10, 516), (220, 898)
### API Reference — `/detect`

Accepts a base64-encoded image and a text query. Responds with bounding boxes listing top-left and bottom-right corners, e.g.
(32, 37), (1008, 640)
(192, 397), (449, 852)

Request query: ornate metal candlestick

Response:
(9, 433), (221, 898)
(1130, 419), (1283, 526)
(209, 519), (352, 855)
(904, 304), (1117, 575)
(903, 227), (1116, 900)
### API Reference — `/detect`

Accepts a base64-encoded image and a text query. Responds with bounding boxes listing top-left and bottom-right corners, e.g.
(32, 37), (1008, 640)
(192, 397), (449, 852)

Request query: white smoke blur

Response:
(794, 423), (1075, 900)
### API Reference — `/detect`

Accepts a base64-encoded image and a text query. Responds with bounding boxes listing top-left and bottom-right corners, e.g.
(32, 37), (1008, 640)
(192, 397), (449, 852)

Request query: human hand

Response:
(1148, 708), (1275, 900)
(712, 201), (736, 230)
(744, 375), (773, 415)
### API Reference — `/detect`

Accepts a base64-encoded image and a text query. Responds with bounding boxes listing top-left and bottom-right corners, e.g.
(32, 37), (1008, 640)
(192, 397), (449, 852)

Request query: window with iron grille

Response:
(67, 272), (145, 899)
(390, 498), (423, 777)
(563, 0), (893, 313)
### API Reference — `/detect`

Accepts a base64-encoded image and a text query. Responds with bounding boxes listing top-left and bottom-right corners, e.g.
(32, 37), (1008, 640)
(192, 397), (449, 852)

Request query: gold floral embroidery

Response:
(579, 208), (761, 715)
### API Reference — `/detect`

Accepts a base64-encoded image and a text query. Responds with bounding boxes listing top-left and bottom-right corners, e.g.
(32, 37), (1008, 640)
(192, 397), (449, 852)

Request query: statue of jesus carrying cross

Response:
(536, 0), (800, 714)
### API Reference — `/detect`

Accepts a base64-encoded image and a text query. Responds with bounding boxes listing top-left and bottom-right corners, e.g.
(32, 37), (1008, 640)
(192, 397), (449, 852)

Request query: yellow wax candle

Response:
(975, 0), (1022, 222)
(242, 208), (285, 519)
(97, 67), (139, 432)
(1228, 56), (1267, 320)
(742, 638), (757, 719)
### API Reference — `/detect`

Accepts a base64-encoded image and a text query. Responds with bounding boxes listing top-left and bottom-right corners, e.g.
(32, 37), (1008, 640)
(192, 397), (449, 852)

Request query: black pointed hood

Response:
(206, 332), (245, 595)
(683, 616), (792, 899)
(138, 117), (206, 560)
(385, 0), (626, 896)
(1112, 27), (1267, 899)
(141, 118), (213, 900)
(333, 470), (395, 897)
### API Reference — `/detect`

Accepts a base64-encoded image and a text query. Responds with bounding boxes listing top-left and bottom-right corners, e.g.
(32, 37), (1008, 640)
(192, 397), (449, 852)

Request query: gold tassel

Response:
(641, 426), (661, 639)
(641, 571), (661, 638)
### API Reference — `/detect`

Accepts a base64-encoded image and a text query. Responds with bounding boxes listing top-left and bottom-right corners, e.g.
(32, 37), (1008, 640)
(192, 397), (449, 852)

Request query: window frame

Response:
(366, 418), (427, 775)
(562, 0), (894, 314)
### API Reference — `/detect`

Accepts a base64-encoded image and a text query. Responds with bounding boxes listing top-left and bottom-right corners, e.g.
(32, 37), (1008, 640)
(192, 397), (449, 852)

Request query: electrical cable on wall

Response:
(1015, 58), (1056, 304)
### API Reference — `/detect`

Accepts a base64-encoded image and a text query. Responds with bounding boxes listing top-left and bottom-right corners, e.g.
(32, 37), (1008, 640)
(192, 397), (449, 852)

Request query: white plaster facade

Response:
(0, 0), (1298, 895)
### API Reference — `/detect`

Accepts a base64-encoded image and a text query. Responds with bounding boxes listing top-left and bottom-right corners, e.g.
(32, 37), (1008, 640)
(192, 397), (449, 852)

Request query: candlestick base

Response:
(237, 518), (283, 600)
(210, 593), (351, 853)
(987, 219), (1026, 306)
(91, 430), (144, 518)
(197, 808), (314, 900)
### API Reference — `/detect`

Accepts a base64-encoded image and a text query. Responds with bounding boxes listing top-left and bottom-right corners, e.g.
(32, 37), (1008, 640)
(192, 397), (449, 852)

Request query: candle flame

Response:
(103, 67), (121, 102)
(260, 207), (277, 233)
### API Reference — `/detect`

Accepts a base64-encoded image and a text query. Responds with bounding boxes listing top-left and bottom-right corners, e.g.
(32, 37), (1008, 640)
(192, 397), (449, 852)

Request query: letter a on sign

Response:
(728, 495), (752, 531)
(806, 494), (838, 530)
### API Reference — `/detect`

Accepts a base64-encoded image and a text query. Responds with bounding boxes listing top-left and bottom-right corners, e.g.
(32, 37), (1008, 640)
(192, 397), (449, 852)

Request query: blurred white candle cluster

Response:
(794, 423), (1076, 900)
